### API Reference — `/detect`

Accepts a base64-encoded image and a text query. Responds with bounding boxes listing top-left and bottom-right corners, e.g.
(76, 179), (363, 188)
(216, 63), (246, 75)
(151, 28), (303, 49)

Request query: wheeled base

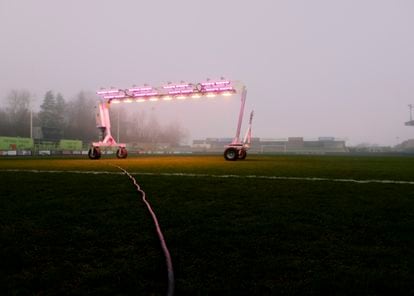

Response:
(224, 145), (247, 161)
(88, 146), (128, 159)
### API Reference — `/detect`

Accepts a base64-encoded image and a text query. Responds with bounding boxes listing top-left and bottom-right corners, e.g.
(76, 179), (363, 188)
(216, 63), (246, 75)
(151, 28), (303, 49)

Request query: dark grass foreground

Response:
(1, 155), (414, 295)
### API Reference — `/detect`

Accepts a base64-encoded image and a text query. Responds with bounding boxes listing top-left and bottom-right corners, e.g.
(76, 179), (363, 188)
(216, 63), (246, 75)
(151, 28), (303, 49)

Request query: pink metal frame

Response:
(92, 102), (126, 148)
(226, 85), (253, 150)
(92, 80), (252, 152)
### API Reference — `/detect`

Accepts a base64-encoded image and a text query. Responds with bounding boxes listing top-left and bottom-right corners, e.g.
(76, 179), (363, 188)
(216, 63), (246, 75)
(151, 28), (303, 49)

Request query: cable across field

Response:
(112, 165), (175, 296)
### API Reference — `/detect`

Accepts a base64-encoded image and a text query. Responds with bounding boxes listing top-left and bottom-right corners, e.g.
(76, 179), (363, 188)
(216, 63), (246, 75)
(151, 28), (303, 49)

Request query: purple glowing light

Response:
(204, 87), (219, 92)
(133, 91), (159, 97)
(168, 89), (194, 95)
(97, 80), (236, 104)
(104, 94), (127, 100)
(219, 86), (234, 91)
(128, 87), (153, 92)
(97, 89), (120, 95)
(201, 80), (230, 86)
(163, 83), (190, 89)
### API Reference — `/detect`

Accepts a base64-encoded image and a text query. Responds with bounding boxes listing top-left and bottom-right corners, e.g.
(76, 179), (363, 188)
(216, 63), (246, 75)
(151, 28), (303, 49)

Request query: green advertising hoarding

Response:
(58, 139), (83, 150)
(0, 137), (34, 150)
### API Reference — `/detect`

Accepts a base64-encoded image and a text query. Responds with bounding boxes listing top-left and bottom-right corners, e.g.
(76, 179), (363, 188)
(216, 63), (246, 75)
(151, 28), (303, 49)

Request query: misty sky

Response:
(1, 0), (413, 145)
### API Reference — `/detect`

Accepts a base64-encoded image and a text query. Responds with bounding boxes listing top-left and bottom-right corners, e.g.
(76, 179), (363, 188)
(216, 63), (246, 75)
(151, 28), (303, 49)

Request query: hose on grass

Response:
(112, 164), (174, 296)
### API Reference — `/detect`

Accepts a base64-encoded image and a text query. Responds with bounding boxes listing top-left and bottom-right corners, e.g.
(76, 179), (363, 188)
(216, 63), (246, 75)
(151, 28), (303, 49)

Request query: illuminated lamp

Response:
(168, 90), (181, 95)
(163, 83), (190, 89)
(219, 86), (234, 91)
(204, 87), (219, 92)
(201, 80), (230, 87)
(97, 89), (120, 95)
(128, 87), (153, 92)
(133, 91), (159, 97)
(215, 80), (230, 85)
(104, 94), (126, 100)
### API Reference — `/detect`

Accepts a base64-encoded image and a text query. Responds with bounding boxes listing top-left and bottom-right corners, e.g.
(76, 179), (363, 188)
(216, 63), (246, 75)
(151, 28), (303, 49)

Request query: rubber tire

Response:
(224, 147), (238, 161)
(88, 147), (101, 160)
(116, 147), (128, 159)
(238, 149), (247, 160)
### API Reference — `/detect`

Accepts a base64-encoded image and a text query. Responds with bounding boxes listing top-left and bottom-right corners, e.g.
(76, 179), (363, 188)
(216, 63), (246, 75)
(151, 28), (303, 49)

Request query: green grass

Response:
(1, 155), (414, 295)
(2, 154), (414, 180)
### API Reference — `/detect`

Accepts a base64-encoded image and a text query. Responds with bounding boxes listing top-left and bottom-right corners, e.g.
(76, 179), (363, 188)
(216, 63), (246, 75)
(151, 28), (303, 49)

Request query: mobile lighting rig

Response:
(89, 79), (253, 161)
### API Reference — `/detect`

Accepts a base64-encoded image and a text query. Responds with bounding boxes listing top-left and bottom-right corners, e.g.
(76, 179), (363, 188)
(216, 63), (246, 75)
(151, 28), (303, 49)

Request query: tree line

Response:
(0, 89), (187, 146)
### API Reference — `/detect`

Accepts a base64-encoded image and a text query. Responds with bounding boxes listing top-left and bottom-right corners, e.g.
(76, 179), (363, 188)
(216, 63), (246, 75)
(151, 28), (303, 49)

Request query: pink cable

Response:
(113, 165), (174, 296)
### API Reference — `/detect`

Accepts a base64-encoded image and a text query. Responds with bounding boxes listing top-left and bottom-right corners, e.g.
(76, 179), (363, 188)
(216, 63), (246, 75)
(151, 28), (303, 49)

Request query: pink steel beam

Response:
(243, 111), (254, 145)
(232, 86), (247, 144)
(96, 80), (237, 104)
(93, 80), (241, 151)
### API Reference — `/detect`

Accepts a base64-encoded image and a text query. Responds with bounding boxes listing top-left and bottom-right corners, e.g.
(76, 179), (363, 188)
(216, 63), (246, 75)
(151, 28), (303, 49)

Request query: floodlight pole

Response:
(405, 104), (414, 126)
(243, 111), (254, 145)
(30, 108), (33, 139)
(117, 107), (120, 143)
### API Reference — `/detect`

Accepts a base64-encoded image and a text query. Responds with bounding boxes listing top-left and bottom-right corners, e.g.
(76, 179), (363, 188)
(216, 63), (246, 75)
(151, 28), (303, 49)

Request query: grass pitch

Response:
(1, 155), (414, 295)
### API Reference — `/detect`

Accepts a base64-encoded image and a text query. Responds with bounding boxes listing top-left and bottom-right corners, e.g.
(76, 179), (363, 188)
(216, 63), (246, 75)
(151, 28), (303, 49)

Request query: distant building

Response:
(395, 139), (414, 153)
(192, 137), (348, 154)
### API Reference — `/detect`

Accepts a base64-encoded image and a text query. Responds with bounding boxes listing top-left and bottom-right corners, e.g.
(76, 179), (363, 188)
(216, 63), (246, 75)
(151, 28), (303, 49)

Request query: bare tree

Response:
(109, 104), (128, 143)
(64, 91), (97, 142)
(0, 108), (9, 136)
(161, 120), (188, 147)
(4, 89), (32, 137)
(124, 108), (187, 147)
(128, 109), (148, 142)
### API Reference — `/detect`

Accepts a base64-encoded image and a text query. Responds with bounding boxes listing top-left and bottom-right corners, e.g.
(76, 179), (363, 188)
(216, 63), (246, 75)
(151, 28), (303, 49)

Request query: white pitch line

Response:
(2, 169), (414, 185)
(2, 169), (123, 175)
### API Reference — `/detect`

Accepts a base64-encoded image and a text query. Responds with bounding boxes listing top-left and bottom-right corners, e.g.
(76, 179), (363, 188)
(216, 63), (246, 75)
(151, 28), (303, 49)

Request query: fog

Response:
(1, 0), (413, 145)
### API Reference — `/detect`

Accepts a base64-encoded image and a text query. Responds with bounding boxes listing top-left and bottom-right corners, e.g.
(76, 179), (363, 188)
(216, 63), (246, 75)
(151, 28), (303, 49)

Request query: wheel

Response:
(88, 147), (101, 159)
(238, 149), (247, 160)
(116, 147), (128, 159)
(224, 147), (238, 161)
